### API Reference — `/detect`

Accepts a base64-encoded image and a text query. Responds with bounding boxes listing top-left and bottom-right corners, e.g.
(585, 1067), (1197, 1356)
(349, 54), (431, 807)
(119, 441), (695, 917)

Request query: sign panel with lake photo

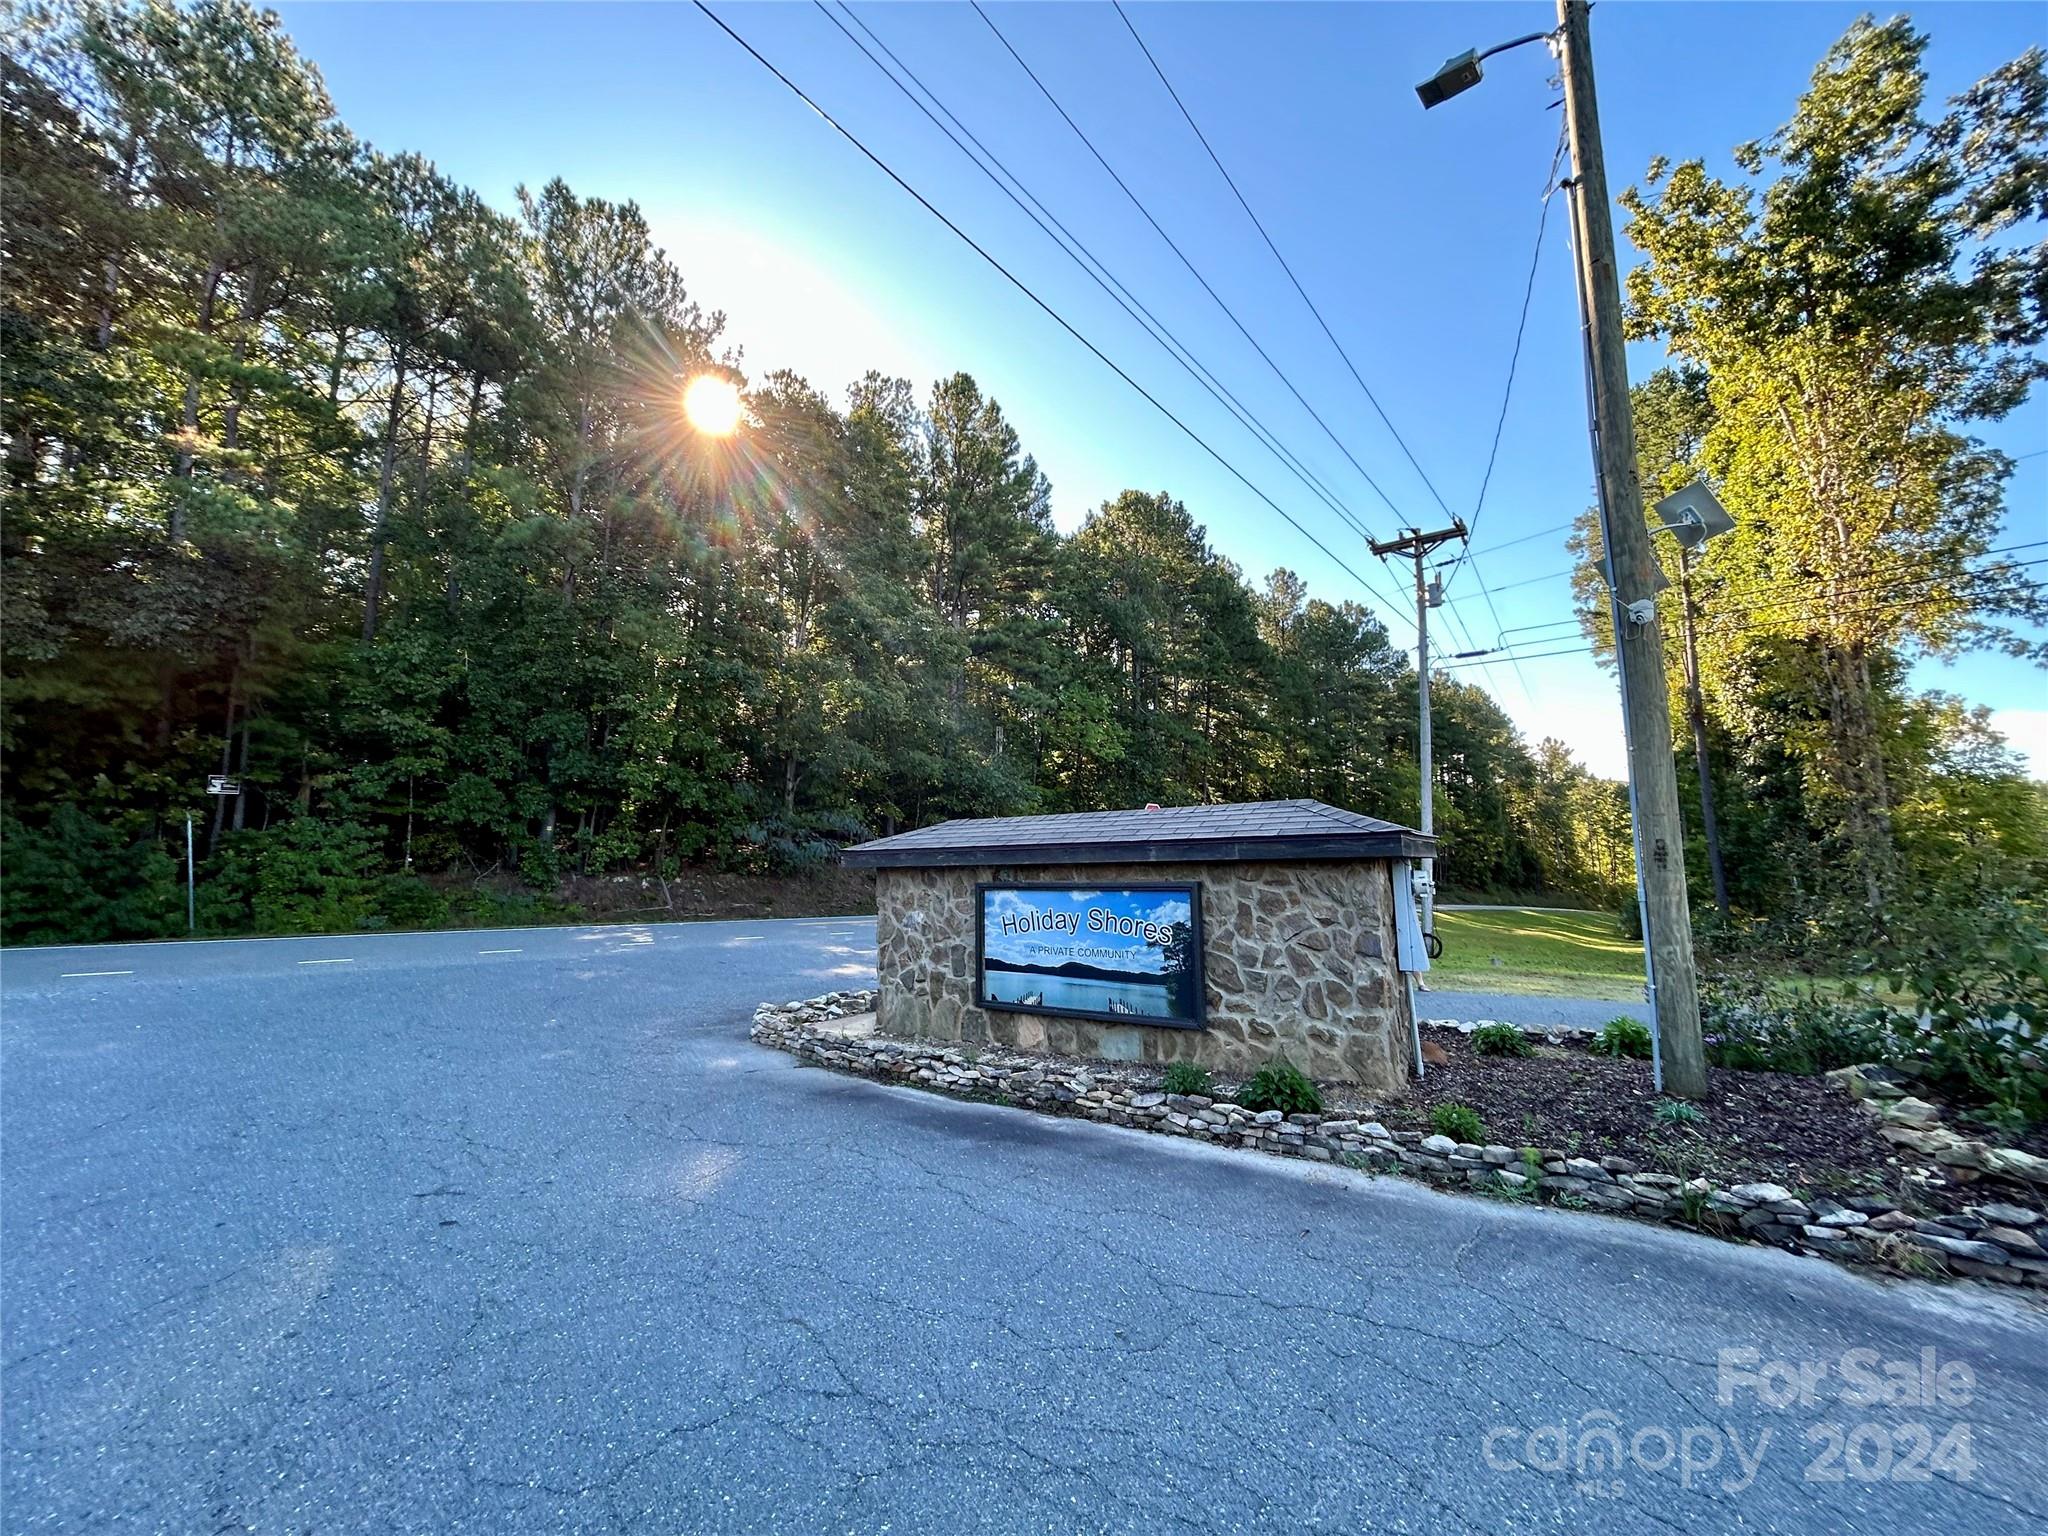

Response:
(976, 884), (1204, 1029)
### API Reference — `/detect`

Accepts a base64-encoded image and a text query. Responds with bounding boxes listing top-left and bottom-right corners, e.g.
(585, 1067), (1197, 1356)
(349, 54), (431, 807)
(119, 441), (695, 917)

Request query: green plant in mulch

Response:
(1652, 1099), (1706, 1130)
(1237, 1058), (1323, 1116)
(1591, 1017), (1653, 1060)
(1430, 1102), (1486, 1144)
(1469, 1023), (1534, 1058)
(1676, 1185), (1713, 1227)
(1161, 1061), (1212, 1097)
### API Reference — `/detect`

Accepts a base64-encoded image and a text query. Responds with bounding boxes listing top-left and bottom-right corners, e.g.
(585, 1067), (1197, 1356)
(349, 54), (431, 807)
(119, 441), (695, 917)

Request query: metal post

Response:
(1557, 0), (1704, 1096)
(185, 814), (196, 932)
(1414, 547), (1435, 936)
(1678, 548), (1731, 915)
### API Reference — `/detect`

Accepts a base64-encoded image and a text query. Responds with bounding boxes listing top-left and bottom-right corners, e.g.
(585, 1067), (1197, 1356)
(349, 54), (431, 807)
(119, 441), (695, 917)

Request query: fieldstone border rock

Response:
(1829, 1063), (2048, 1190)
(755, 992), (2048, 1290)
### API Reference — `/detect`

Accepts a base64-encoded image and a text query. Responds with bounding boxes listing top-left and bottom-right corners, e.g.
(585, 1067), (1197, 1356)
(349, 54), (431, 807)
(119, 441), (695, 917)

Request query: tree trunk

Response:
(363, 341), (408, 642)
(207, 662), (240, 855)
(170, 256), (227, 544)
(96, 134), (138, 351)
(460, 372), (484, 478)
(1677, 558), (1729, 916)
(1820, 640), (1897, 912)
(416, 371), (438, 499)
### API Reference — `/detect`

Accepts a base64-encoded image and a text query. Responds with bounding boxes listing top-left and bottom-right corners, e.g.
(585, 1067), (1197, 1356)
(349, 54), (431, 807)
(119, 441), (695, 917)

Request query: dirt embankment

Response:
(550, 865), (877, 922)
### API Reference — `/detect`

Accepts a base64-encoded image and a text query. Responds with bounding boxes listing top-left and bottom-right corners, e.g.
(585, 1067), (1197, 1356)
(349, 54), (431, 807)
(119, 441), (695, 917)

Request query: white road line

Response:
(60, 970), (133, 978)
(479, 948), (522, 955)
(297, 958), (353, 966)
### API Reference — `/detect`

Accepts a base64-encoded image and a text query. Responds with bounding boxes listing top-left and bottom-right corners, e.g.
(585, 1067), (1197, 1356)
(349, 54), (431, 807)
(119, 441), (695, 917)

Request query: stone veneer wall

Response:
(873, 859), (1412, 1091)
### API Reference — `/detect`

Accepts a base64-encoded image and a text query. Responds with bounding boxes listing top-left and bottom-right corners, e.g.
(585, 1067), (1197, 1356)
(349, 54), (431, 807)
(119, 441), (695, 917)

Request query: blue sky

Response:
(274, 1), (2046, 778)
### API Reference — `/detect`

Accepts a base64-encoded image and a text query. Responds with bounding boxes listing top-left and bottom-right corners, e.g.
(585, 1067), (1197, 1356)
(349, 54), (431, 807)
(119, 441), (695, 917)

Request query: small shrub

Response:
(1470, 1023), (1533, 1058)
(1591, 1017), (1653, 1060)
(1652, 1099), (1706, 1130)
(1701, 978), (1886, 1076)
(1237, 1058), (1323, 1116)
(1430, 1102), (1486, 1144)
(1, 806), (181, 944)
(1161, 1061), (1212, 1097)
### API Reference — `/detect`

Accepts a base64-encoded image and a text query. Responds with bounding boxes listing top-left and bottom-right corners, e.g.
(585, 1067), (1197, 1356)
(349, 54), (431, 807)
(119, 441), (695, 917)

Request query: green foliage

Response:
(1869, 895), (2047, 1130)
(373, 873), (449, 931)
(1430, 1102), (1486, 1144)
(1161, 1061), (1211, 1097)
(0, 807), (181, 944)
(1, 3), (2039, 962)
(1652, 1099), (1707, 1130)
(1237, 1059), (1323, 1117)
(1469, 1023), (1534, 1058)
(1615, 18), (2048, 920)
(0, 0), (1646, 948)
(1704, 896), (2047, 1128)
(1701, 978), (1887, 1076)
(1591, 1017), (1654, 1061)
(201, 817), (382, 935)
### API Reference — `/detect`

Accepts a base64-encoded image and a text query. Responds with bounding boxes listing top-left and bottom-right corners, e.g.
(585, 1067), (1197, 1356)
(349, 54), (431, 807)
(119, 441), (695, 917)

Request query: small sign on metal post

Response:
(206, 776), (240, 796)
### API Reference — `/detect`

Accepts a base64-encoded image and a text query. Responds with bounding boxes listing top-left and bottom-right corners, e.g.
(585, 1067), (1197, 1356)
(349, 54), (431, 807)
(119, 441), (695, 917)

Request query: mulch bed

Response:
(1349, 1026), (1971, 1211)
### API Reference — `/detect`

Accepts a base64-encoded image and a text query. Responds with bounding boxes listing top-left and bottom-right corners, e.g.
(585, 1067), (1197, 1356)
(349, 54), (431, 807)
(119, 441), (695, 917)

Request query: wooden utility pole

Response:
(1556, 0), (1707, 1096)
(1677, 549), (1730, 915)
(1370, 519), (1467, 939)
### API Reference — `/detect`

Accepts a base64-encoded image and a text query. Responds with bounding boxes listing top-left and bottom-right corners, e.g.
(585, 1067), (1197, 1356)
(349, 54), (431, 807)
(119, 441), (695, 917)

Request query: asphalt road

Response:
(4, 919), (2044, 1534)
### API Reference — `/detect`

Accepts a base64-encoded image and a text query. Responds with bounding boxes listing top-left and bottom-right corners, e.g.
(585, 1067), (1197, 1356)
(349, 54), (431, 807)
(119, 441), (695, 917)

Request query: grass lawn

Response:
(1427, 907), (1647, 1002)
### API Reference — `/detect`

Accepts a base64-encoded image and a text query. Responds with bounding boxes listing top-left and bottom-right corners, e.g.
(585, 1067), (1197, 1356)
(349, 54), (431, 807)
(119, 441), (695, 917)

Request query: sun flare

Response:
(681, 374), (743, 437)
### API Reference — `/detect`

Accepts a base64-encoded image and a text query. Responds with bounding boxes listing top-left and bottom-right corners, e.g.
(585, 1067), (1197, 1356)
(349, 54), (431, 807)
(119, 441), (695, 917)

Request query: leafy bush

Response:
(1237, 1058), (1323, 1116)
(1701, 979), (1885, 1075)
(1, 806), (182, 944)
(1591, 1016), (1653, 1060)
(1702, 894), (2047, 1130)
(1430, 1102), (1486, 1143)
(1652, 1099), (1706, 1129)
(1868, 893), (2047, 1130)
(735, 809), (870, 875)
(1161, 1061), (1212, 1096)
(1469, 1023), (1533, 1058)
(373, 872), (448, 930)
(201, 817), (383, 935)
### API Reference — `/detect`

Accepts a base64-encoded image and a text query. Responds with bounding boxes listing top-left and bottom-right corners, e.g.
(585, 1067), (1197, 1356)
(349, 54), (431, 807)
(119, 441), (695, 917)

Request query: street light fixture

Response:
(1415, 2), (1711, 1099)
(1414, 32), (1554, 109)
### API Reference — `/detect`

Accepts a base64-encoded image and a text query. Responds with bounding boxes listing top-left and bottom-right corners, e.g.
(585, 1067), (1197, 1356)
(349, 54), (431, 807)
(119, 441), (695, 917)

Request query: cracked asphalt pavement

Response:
(4, 918), (2046, 1533)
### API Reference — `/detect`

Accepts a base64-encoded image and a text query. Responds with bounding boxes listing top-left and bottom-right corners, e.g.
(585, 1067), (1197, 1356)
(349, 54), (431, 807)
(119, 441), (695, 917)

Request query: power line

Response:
(1446, 566), (2048, 668)
(690, 3), (1404, 617)
(1490, 536), (2048, 626)
(1498, 551), (2048, 649)
(1112, 0), (1461, 525)
(1460, 551), (1534, 702)
(971, 1), (1412, 530)
(819, 2), (1390, 576)
(1462, 120), (1569, 554)
(1455, 518), (1577, 562)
